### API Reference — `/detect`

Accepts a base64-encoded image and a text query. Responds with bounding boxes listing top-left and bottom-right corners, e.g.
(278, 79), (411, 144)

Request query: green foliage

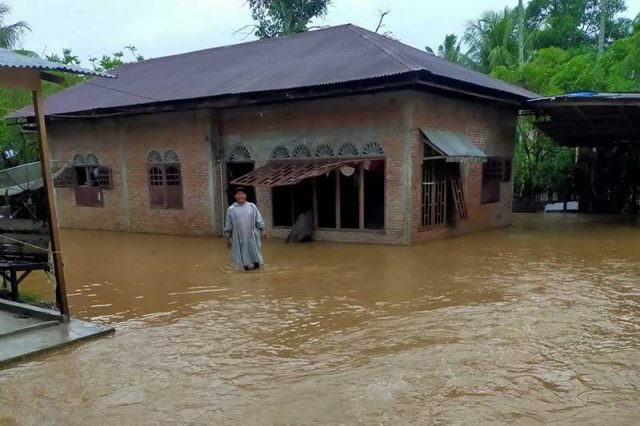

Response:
(464, 8), (518, 72)
(514, 121), (574, 198)
(0, 2), (30, 49)
(526, 0), (632, 49)
(247, 0), (331, 38)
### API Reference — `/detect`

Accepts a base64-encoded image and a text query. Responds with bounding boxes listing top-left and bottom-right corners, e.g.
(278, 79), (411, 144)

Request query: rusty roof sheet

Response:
(8, 24), (536, 119)
(230, 159), (364, 187)
(0, 48), (114, 78)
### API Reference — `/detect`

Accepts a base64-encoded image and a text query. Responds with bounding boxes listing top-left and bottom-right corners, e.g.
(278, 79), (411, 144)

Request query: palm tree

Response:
(438, 34), (462, 62)
(0, 3), (30, 50)
(463, 7), (518, 72)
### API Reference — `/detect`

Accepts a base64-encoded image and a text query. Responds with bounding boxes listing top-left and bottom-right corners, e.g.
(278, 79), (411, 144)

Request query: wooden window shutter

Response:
(53, 167), (75, 188)
(148, 165), (165, 207)
(164, 164), (183, 209)
(75, 186), (103, 207)
(97, 166), (113, 189)
(502, 159), (512, 182)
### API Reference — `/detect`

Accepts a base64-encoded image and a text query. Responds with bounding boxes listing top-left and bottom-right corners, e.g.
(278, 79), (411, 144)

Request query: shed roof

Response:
(8, 24), (536, 119)
(527, 93), (640, 146)
(0, 48), (114, 78)
(421, 128), (487, 161)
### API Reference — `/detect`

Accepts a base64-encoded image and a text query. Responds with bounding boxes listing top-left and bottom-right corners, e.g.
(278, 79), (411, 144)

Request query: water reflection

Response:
(2, 213), (639, 424)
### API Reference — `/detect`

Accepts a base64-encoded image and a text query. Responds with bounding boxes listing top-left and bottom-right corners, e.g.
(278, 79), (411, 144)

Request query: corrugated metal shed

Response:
(0, 48), (114, 78)
(8, 24), (537, 119)
(421, 128), (487, 161)
(527, 93), (640, 146)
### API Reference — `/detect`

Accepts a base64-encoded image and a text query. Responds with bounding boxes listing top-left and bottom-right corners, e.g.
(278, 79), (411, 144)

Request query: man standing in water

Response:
(224, 187), (267, 270)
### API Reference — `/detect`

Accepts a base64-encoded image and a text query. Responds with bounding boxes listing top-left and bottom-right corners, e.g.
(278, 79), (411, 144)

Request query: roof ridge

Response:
(355, 30), (538, 97)
(113, 24), (356, 70)
(345, 25), (421, 71)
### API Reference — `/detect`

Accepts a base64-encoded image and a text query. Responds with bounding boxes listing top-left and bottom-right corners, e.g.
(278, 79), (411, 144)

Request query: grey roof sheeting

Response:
(9, 24), (537, 119)
(0, 48), (115, 78)
(421, 128), (487, 160)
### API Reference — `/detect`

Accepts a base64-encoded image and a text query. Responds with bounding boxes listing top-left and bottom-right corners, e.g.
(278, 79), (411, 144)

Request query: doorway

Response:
(226, 162), (256, 206)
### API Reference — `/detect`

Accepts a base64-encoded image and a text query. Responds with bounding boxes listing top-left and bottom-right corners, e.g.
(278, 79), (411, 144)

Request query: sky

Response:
(11, 0), (640, 66)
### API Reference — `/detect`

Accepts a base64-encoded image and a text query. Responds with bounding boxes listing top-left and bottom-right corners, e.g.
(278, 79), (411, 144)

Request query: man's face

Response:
(235, 190), (246, 203)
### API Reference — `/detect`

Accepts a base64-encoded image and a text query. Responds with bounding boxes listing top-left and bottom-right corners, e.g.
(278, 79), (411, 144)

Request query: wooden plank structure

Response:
(0, 219), (50, 301)
(0, 51), (114, 317)
(230, 159), (364, 187)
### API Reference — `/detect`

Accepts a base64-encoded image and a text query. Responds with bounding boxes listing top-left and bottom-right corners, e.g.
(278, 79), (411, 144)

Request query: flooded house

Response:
(8, 24), (536, 244)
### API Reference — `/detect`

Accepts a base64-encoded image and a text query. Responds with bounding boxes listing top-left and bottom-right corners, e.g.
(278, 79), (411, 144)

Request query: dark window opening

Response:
(227, 162), (256, 206)
(316, 171), (336, 228)
(482, 157), (505, 204)
(339, 166), (359, 229)
(272, 179), (314, 227)
(272, 186), (293, 227)
(74, 166), (88, 186)
(364, 160), (385, 229)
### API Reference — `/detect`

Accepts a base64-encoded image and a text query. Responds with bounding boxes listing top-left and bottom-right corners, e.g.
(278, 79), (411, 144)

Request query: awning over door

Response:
(230, 159), (364, 187)
(421, 128), (487, 162)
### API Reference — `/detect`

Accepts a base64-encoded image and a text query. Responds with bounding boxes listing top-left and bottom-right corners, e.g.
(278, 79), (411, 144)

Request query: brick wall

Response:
(409, 91), (518, 243)
(49, 110), (214, 236)
(47, 89), (518, 244)
(220, 91), (413, 245)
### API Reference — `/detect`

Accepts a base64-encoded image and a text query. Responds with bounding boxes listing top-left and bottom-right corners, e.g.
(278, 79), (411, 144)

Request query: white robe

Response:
(224, 202), (265, 269)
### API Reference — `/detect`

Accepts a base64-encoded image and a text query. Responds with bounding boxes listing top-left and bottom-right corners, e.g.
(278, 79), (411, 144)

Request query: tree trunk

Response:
(598, 0), (607, 57)
(518, 0), (525, 66)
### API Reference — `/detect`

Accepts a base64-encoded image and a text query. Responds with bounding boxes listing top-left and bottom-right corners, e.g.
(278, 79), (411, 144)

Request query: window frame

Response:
(147, 150), (183, 210)
(72, 154), (107, 208)
(481, 157), (508, 204)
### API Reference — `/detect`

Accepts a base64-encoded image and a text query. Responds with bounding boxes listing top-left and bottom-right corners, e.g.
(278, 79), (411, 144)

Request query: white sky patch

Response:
(11, 0), (640, 66)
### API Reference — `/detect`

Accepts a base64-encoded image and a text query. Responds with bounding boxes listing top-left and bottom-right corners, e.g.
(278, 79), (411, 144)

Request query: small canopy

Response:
(421, 128), (487, 162)
(231, 159), (365, 187)
(0, 48), (115, 79)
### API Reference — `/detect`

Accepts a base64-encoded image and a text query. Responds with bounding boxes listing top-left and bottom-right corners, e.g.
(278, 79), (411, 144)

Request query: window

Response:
(273, 161), (386, 230)
(148, 150), (183, 209)
(421, 139), (468, 228)
(481, 157), (511, 204)
(71, 153), (111, 207)
(272, 179), (313, 227)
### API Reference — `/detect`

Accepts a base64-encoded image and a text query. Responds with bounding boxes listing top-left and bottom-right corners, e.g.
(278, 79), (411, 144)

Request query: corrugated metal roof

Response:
(421, 128), (487, 160)
(9, 24), (537, 119)
(0, 48), (114, 78)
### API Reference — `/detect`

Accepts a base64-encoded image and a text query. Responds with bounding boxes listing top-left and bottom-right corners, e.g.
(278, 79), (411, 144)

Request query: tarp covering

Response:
(230, 159), (363, 187)
(0, 160), (66, 196)
(421, 128), (487, 162)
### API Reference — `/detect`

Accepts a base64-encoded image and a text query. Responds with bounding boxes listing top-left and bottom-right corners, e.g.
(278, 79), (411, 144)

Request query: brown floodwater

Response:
(1, 213), (639, 424)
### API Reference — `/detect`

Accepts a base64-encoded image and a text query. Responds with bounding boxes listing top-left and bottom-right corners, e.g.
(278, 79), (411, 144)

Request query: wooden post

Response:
(32, 88), (70, 318)
(358, 165), (364, 230)
(335, 169), (341, 228)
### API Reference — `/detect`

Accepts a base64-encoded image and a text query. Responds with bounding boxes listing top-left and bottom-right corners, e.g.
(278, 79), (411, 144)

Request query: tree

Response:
(247, 0), (332, 38)
(0, 2), (29, 50)
(526, 0), (631, 50)
(518, 0), (525, 66)
(45, 48), (80, 65)
(463, 8), (519, 72)
(438, 34), (462, 62)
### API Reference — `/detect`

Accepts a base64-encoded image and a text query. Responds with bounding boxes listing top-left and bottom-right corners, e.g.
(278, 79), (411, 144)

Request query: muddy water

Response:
(1, 214), (640, 424)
